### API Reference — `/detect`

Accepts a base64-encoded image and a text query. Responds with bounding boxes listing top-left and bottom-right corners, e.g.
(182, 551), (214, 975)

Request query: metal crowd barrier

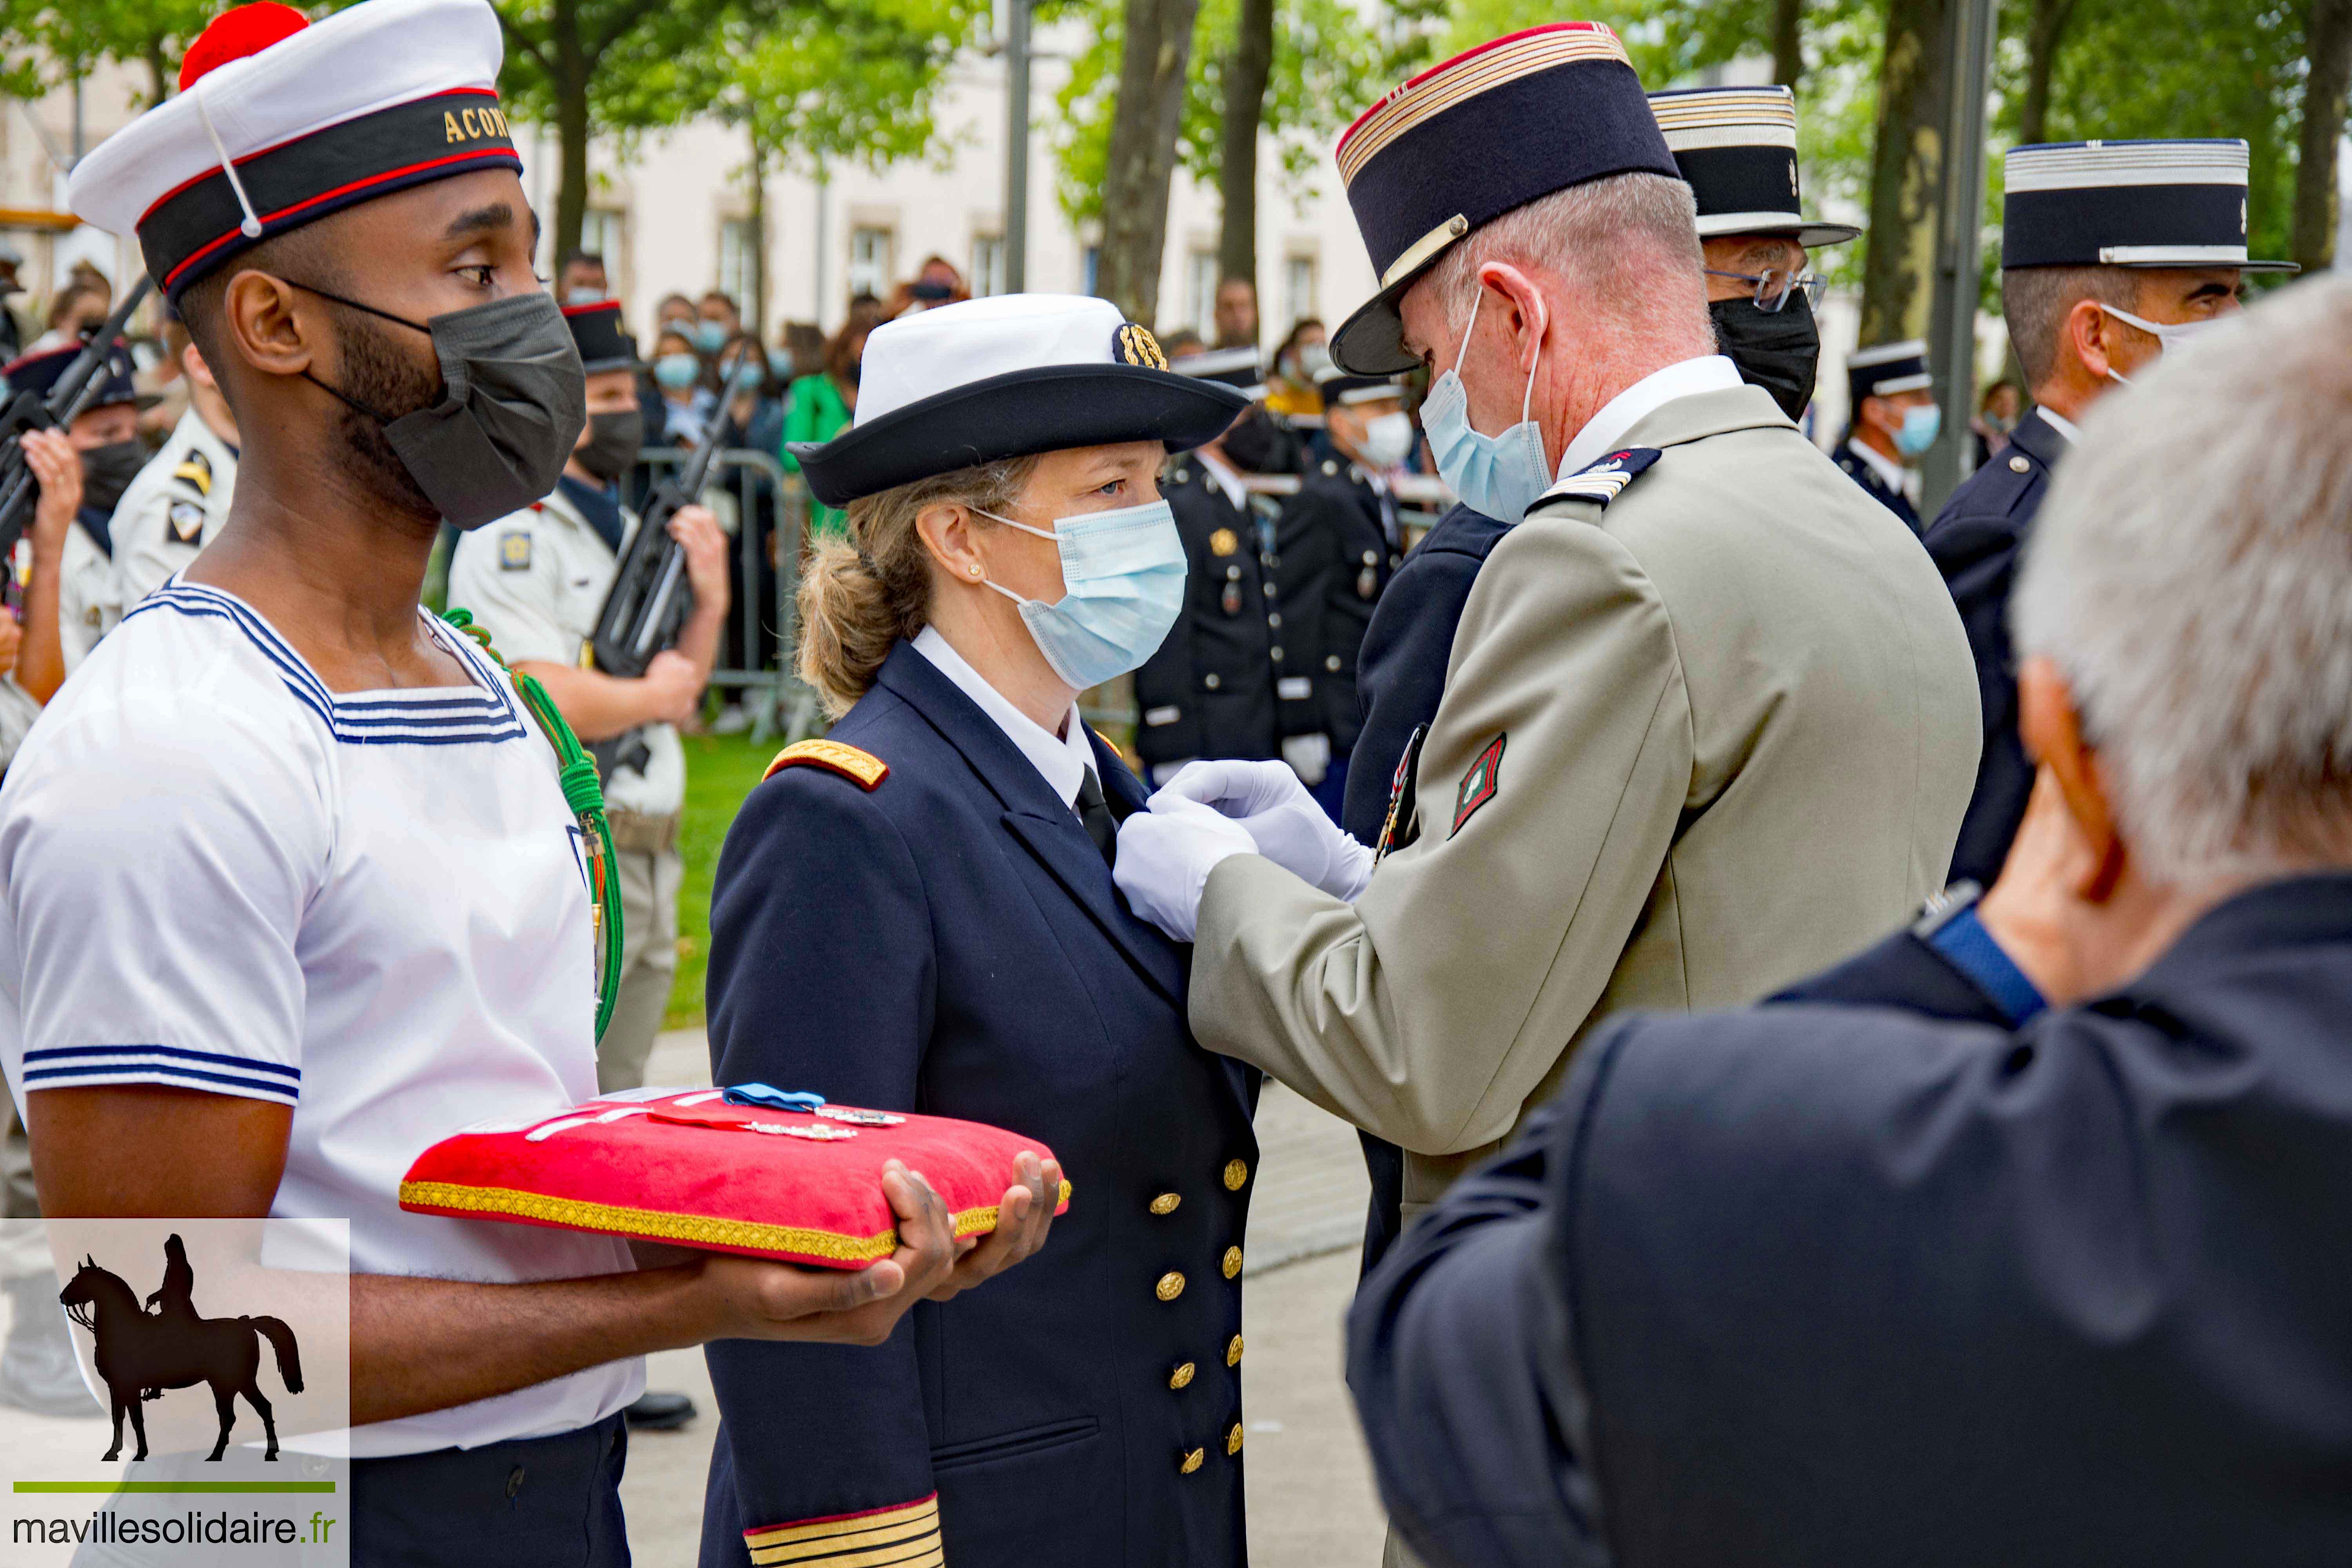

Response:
(632, 445), (824, 744)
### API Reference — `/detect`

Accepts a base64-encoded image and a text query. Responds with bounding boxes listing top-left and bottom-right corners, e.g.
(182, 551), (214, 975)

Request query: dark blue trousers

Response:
(352, 1413), (629, 1567)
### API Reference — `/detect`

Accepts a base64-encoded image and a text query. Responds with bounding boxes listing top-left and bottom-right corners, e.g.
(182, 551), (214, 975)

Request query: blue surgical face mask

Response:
(973, 499), (1187, 690)
(654, 352), (701, 390)
(769, 348), (796, 381)
(692, 320), (730, 354)
(563, 287), (606, 306)
(1894, 402), (1941, 457)
(1420, 289), (1553, 523)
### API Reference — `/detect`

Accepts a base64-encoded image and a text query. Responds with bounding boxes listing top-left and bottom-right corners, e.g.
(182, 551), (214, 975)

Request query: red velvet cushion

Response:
(399, 1089), (1068, 1269)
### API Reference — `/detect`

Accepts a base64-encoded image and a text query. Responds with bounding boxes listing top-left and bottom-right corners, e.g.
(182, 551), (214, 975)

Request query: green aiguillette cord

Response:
(443, 607), (626, 1040)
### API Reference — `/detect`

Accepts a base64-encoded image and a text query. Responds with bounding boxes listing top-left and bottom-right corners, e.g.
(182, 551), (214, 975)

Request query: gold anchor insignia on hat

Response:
(1115, 323), (1169, 370)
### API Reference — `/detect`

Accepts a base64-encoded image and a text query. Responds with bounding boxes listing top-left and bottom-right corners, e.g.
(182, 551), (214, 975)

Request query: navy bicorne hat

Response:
(1648, 86), (1858, 248)
(2002, 139), (2296, 273)
(1329, 23), (1681, 375)
(562, 299), (640, 374)
(1845, 339), (1931, 412)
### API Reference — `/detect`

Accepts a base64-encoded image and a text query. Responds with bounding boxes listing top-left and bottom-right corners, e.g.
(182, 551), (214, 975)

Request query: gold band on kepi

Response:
(1327, 22), (1681, 375)
(1647, 85), (1860, 249)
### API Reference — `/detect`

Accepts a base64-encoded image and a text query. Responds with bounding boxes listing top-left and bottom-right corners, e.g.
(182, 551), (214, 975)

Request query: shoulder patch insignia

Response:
(1451, 733), (1505, 836)
(764, 738), (889, 791)
(170, 450), (213, 497)
(498, 530), (532, 571)
(1532, 447), (1661, 514)
(1209, 527), (1239, 557)
(167, 499), (205, 544)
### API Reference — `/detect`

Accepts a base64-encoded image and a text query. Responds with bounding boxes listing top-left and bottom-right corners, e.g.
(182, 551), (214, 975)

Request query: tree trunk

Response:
(1858, 0), (1952, 347)
(142, 36), (170, 105)
(1770, 0), (1804, 89)
(2293, 0), (2352, 269)
(552, 0), (592, 270)
(748, 130), (769, 339)
(2019, 0), (2080, 145)
(1216, 0), (1276, 288)
(1098, 0), (1204, 327)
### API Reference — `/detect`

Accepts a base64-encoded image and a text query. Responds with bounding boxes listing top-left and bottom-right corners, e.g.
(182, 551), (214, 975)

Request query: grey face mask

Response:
(291, 283), (586, 530)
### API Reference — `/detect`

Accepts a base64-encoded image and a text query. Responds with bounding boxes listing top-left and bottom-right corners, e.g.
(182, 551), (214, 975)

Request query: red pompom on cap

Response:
(179, 3), (310, 91)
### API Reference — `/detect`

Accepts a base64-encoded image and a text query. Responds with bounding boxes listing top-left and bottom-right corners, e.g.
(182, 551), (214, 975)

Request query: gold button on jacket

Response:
(1221, 1246), (1242, 1279)
(1149, 1192), (1181, 1216)
(1180, 1448), (1205, 1474)
(1227, 1334), (1244, 1366)
(1156, 1270), (1187, 1302)
(1223, 1159), (1249, 1191)
(1169, 1361), (1196, 1390)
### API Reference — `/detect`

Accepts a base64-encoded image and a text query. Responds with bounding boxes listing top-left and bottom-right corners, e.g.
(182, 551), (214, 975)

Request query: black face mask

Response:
(575, 408), (644, 484)
(1710, 292), (1821, 423)
(290, 281), (587, 530)
(79, 439), (147, 515)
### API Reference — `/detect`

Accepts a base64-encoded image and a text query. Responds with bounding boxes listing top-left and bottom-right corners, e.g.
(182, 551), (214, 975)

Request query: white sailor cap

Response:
(788, 295), (1248, 507)
(1647, 85), (1860, 248)
(2001, 138), (2295, 273)
(66, 0), (519, 303)
(1846, 339), (1932, 403)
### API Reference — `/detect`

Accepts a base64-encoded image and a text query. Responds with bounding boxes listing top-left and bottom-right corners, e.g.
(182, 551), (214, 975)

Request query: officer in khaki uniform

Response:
(1116, 24), (1980, 1247)
(111, 320), (240, 619)
(447, 300), (730, 1099)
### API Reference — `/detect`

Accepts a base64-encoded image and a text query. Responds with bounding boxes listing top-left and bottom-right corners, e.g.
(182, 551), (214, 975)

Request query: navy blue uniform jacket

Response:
(1133, 462), (1284, 776)
(1271, 458), (1404, 757)
(700, 642), (1258, 1568)
(1333, 502), (1511, 1275)
(1831, 438), (1922, 532)
(1922, 408), (2066, 886)
(1347, 874), (2352, 1566)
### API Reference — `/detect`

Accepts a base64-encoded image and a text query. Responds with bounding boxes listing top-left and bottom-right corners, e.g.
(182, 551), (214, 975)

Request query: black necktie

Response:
(1075, 767), (1118, 868)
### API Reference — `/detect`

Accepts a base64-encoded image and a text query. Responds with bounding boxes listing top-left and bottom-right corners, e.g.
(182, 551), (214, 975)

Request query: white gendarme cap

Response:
(67, 0), (516, 302)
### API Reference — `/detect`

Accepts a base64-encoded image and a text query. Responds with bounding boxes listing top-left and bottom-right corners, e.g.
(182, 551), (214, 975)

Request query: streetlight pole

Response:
(1921, 0), (1999, 515)
(1004, 0), (1032, 292)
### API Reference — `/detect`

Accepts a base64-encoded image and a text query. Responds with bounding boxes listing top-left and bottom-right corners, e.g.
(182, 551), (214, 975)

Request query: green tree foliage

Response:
(701, 0), (984, 179)
(0, 0), (216, 105)
(1049, 0), (1429, 229)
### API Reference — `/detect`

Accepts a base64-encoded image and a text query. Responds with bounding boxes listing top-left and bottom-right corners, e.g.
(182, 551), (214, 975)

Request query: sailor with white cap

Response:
(1651, 83), (1860, 421)
(8, 3), (1051, 1559)
(1114, 21), (1982, 1372)
(1929, 137), (2293, 887)
(1834, 338), (1938, 532)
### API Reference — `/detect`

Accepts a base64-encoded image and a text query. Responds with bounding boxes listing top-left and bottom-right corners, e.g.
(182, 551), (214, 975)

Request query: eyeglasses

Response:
(1703, 267), (1826, 314)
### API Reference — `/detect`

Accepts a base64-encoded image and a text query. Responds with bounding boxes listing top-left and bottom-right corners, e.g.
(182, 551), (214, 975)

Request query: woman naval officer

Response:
(700, 294), (1261, 1568)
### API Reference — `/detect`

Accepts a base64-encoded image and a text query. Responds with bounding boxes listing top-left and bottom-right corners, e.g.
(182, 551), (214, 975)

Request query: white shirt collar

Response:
(2037, 407), (2082, 444)
(1556, 354), (1745, 479)
(1844, 432), (1915, 499)
(913, 625), (1094, 808)
(1194, 448), (1251, 512)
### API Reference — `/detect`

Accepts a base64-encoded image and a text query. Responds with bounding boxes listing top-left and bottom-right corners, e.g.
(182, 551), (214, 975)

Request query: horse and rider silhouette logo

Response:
(58, 1236), (303, 1463)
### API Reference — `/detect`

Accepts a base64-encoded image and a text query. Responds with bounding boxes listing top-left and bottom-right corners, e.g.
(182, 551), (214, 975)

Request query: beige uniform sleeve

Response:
(1189, 513), (1693, 1156)
(446, 516), (575, 667)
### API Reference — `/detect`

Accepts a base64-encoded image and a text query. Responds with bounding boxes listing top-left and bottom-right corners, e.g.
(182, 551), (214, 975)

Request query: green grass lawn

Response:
(664, 731), (785, 1029)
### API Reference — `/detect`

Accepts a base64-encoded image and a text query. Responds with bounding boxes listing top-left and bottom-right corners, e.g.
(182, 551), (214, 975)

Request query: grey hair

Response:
(2011, 274), (2352, 884)
(2000, 265), (2143, 388)
(1421, 172), (1707, 338)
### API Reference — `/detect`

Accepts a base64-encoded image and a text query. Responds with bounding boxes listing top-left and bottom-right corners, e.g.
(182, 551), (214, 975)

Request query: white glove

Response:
(1154, 758), (1376, 902)
(1114, 795), (1257, 943)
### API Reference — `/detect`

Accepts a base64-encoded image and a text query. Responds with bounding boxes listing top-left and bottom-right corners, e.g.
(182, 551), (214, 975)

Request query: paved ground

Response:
(618, 1030), (1388, 1565)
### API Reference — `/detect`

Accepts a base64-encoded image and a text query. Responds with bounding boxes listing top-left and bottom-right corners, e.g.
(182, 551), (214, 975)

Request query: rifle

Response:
(0, 277), (154, 572)
(585, 342), (746, 780)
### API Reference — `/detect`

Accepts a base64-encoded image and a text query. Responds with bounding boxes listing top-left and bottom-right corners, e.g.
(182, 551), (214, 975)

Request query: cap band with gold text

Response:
(1328, 22), (1678, 375)
(66, 0), (520, 303)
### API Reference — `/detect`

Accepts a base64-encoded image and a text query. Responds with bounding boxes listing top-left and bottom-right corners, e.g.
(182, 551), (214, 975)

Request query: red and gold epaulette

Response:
(764, 738), (888, 789)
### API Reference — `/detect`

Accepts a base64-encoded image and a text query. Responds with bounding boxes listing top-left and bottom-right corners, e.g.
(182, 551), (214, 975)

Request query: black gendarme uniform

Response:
(1133, 460), (1284, 782)
(1274, 456), (1404, 761)
(1921, 407), (2066, 887)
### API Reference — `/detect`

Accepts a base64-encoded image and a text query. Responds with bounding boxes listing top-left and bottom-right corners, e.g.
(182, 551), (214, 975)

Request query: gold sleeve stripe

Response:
(764, 738), (889, 789)
(746, 1494), (936, 1545)
(751, 1514), (934, 1561)
(746, 1496), (943, 1564)
(753, 1546), (941, 1568)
